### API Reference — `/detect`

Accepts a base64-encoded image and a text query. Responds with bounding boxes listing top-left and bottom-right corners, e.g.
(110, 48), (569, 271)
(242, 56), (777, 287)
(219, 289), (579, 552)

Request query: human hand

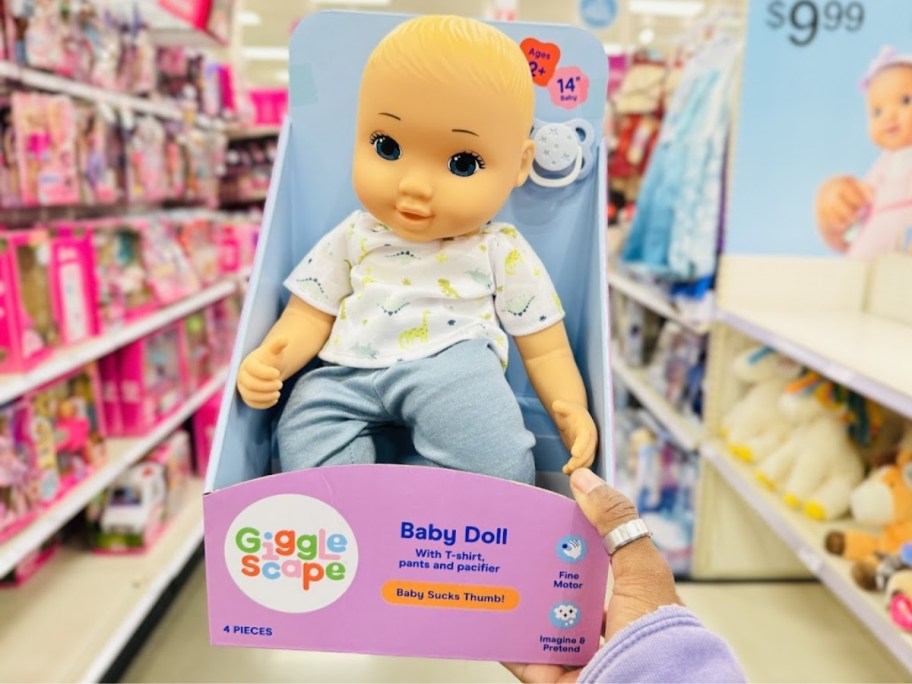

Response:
(815, 176), (874, 252)
(504, 469), (681, 683)
(553, 400), (597, 475)
(237, 337), (289, 409)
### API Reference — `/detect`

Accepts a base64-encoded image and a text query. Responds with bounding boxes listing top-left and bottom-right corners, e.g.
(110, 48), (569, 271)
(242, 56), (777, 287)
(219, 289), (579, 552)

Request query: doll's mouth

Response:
(396, 207), (432, 222)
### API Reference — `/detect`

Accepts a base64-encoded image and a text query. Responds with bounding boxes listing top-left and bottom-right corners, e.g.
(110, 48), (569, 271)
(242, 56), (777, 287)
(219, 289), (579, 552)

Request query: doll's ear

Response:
(515, 139), (535, 187)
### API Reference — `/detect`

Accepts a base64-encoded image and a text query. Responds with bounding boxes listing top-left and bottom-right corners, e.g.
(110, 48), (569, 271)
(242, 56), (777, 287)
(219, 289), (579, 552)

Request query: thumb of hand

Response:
(569, 468), (638, 536)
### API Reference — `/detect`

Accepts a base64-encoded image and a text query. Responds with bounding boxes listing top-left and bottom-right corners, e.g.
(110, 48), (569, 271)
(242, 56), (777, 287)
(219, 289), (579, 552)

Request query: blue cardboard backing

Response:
(206, 11), (612, 493)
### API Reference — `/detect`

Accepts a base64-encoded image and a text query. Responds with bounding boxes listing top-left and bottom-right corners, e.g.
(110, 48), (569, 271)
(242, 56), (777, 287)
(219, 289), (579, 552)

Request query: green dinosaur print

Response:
(466, 268), (492, 288)
(351, 343), (379, 359)
(505, 249), (522, 275)
(438, 279), (460, 298)
(505, 295), (535, 316)
(399, 311), (431, 348)
(500, 226), (519, 238)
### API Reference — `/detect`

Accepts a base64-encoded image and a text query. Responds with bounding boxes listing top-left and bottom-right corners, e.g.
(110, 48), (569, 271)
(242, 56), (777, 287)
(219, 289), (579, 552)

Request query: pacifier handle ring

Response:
(529, 146), (583, 189)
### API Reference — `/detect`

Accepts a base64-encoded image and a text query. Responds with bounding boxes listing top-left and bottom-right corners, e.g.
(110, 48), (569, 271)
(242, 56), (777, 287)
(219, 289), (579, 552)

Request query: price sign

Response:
(766, 1), (865, 46)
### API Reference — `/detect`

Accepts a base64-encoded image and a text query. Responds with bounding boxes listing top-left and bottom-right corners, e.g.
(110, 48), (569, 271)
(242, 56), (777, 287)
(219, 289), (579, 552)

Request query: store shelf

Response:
(226, 126), (281, 141)
(702, 442), (912, 672)
(607, 267), (711, 335)
(717, 307), (912, 420)
(0, 61), (224, 130)
(611, 351), (703, 451)
(0, 370), (225, 579)
(0, 478), (204, 683)
(0, 280), (237, 405)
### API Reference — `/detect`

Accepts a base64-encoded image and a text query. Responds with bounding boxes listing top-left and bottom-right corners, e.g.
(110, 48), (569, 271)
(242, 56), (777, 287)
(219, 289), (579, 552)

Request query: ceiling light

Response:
(311, 0), (393, 6)
(630, 0), (704, 18)
(242, 46), (288, 61)
(638, 28), (655, 45)
(238, 10), (261, 26)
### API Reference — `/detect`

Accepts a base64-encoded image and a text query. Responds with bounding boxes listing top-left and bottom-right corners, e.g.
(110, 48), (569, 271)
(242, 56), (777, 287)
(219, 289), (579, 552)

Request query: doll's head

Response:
(863, 47), (912, 151)
(353, 15), (535, 242)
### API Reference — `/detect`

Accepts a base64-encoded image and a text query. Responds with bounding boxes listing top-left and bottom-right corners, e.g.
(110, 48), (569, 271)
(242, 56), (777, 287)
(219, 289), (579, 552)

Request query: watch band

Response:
(602, 518), (653, 555)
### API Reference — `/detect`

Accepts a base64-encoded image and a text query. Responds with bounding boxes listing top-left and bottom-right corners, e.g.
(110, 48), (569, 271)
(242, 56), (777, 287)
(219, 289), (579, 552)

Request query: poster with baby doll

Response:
(728, 0), (912, 259)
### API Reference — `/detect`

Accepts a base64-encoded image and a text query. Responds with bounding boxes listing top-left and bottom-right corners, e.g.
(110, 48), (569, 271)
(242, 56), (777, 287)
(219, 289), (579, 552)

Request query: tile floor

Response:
(122, 562), (910, 683)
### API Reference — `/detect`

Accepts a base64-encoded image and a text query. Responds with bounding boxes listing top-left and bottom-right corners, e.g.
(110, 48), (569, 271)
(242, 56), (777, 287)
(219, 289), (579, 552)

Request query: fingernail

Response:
(570, 468), (603, 494)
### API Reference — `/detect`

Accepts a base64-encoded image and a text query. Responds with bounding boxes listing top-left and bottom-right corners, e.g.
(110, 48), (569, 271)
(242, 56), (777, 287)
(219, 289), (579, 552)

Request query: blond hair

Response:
(364, 15), (534, 127)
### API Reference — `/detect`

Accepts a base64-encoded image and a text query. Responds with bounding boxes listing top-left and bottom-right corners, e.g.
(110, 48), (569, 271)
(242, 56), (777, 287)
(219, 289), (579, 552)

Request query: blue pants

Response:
(276, 339), (536, 483)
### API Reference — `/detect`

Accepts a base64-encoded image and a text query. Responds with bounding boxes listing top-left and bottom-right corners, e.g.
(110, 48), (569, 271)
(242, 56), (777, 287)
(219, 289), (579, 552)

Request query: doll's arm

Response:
(514, 322), (597, 475)
(237, 295), (334, 409)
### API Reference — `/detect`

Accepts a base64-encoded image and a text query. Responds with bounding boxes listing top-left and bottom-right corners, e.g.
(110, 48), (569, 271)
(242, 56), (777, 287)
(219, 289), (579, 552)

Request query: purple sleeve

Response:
(578, 606), (745, 684)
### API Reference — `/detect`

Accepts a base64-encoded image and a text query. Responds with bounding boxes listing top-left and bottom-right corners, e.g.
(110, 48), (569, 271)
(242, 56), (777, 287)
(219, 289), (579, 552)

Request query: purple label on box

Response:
(204, 465), (610, 664)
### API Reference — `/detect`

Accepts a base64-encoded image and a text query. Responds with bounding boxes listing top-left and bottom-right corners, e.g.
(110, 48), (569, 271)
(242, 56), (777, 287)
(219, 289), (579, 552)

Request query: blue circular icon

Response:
(579, 0), (617, 30)
(556, 535), (588, 563)
(550, 601), (582, 629)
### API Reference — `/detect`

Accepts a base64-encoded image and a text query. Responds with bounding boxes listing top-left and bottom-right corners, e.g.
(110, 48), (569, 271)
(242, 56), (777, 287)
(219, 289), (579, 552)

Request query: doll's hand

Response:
(237, 337), (289, 409)
(815, 176), (874, 252)
(553, 400), (598, 475)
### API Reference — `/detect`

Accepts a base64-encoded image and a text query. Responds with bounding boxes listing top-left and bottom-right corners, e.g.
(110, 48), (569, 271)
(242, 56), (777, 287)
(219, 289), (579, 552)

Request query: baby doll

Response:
(238, 16), (598, 484)
(816, 46), (912, 259)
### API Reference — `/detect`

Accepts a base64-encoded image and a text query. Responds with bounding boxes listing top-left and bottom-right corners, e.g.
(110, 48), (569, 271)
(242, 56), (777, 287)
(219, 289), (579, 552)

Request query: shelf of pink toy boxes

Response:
(0, 368), (225, 580)
(701, 442), (912, 672)
(0, 60), (225, 132)
(609, 342), (704, 452)
(0, 276), (244, 406)
(0, 476), (205, 683)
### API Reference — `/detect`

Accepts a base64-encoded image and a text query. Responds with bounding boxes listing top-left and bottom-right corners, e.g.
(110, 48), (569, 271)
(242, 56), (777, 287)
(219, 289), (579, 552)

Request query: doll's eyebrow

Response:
(379, 112), (401, 120)
(452, 128), (479, 136)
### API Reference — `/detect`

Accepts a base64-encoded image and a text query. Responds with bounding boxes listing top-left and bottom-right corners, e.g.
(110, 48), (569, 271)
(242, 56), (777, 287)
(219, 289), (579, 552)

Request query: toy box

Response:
(12, 91), (80, 207)
(0, 399), (40, 543)
(88, 460), (168, 553)
(192, 392), (221, 477)
(85, 219), (156, 331)
(208, 293), (241, 368)
(174, 214), (219, 286)
(148, 430), (193, 518)
(0, 229), (60, 373)
(181, 308), (215, 391)
(109, 323), (188, 437)
(0, 535), (60, 587)
(49, 232), (96, 345)
(26, 364), (106, 502)
(202, 13), (614, 664)
(138, 216), (201, 305)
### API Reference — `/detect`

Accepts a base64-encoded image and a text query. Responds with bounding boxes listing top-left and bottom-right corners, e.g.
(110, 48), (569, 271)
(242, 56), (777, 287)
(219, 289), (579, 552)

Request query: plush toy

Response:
(756, 372), (865, 521)
(884, 543), (912, 630)
(722, 346), (800, 464)
(825, 424), (912, 589)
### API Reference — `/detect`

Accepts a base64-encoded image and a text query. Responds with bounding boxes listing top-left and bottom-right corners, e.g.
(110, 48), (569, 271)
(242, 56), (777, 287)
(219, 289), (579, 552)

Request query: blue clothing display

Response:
(623, 38), (739, 281)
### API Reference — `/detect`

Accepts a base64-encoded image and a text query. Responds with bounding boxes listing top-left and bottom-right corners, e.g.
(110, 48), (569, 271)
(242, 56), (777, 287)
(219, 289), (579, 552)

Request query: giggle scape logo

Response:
(225, 494), (359, 613)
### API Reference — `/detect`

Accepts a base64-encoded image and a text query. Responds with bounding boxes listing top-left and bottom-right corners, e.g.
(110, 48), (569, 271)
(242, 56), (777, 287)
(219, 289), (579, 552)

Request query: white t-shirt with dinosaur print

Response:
(284, 210), (565, 369)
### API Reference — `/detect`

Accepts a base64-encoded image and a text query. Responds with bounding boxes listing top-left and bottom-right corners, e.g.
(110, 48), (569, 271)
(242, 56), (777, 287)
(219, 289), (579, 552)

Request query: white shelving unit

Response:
(702, 442), (912, 671)
(611, 352), (703, 451)
(0, 62), (224, 130)
(607, 267), (711, 335)
(0, 280), (238, 405)
(0, 370), (225, 579)
(718, 307), (912, 420)
(0, 479), (204, 683)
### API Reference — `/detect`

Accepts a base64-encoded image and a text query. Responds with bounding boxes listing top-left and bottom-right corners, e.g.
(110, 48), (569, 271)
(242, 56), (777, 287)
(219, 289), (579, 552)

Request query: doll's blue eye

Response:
(373, 135), (401, 161)
(449, 152), (484, 177)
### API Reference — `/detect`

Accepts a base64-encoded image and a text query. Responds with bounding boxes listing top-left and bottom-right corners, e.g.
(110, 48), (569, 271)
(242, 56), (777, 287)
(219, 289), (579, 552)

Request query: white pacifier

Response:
(528, 118), (595, 189)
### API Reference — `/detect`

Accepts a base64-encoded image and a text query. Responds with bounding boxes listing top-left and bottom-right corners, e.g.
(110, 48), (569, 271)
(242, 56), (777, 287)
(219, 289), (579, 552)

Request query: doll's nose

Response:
(398, 169), (433, 201)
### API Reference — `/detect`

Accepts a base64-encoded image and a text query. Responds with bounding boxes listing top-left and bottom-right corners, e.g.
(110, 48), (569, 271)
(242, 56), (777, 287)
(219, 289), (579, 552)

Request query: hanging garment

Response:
(622, 38), (739, 281)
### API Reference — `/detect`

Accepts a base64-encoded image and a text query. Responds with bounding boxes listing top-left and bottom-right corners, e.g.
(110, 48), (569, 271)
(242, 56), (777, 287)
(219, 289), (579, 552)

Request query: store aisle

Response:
(124, 560), (908, 683)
